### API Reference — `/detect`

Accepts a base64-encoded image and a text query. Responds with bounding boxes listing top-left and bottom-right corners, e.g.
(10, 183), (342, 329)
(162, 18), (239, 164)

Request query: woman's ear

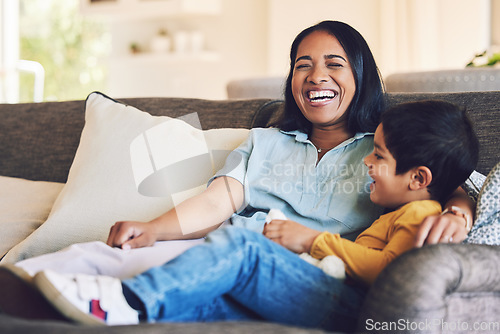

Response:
(409, 166), (433, 191)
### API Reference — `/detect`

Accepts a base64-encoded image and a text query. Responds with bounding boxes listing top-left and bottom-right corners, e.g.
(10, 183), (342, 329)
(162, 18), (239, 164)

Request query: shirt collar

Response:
(280, 129), (309, 143)
(280, 129), (373, 147)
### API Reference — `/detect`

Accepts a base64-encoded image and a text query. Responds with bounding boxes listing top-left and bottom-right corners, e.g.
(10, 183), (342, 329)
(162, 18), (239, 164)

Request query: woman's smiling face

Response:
(291, 30), (356, 129)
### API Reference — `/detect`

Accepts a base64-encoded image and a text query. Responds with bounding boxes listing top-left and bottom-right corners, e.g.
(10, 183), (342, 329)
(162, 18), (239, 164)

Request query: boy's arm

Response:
(310, 220), (421, 285)
(107, 176), (244, 249)
(414, 187), (474, 247)
(310, 201), (441, 285)
(264, 213), (425, 285)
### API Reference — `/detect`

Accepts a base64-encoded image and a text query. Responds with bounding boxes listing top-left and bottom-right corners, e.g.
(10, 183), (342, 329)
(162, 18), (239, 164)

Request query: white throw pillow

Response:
(0, 176), (64, 259)
(2, 92), (249, 263)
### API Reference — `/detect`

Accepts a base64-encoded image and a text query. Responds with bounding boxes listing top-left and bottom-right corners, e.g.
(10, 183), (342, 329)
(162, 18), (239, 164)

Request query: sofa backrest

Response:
(0, 97), (278, 183)
(0, 91), (498, 183)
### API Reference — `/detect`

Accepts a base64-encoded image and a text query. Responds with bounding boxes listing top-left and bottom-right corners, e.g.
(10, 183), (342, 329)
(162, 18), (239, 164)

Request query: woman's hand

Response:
(106, 176), (244, 250)
(414, 187), (473, 247)
(107, 221), (158, 250)
(414, 213), (469, 247)
(263, 219), (321, 253)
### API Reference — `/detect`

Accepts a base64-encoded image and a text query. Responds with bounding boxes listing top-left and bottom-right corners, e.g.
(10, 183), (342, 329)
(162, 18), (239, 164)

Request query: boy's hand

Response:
(263, 219), (321, 253)
(107, 221), (158, 250)
(414, 214), (468, 247)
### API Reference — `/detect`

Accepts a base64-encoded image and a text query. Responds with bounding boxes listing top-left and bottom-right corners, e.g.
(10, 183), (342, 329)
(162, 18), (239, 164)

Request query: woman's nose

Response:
(308, 66), (329, 84)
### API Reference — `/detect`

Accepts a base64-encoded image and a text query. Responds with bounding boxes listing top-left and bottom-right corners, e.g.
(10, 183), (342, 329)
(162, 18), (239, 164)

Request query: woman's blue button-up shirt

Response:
(211, 128), (384, 240)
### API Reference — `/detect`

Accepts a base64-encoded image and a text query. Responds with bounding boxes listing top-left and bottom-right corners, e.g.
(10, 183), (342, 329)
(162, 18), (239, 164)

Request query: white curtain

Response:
(379, 0), (491, 76)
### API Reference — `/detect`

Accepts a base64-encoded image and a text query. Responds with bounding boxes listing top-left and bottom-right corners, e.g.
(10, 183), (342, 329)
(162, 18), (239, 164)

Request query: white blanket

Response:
(16, 239), (204, 279)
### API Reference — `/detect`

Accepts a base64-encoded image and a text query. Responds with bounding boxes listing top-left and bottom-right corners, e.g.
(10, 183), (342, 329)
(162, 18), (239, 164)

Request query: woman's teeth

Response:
(308, 90), (336, 101)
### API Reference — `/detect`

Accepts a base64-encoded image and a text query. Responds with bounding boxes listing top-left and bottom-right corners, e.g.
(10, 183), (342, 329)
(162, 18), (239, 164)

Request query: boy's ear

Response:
(409, 166), (432, 190)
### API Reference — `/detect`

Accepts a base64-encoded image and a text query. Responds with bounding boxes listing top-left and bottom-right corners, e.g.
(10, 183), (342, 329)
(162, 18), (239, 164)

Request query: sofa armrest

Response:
(357, 244), (500, 332)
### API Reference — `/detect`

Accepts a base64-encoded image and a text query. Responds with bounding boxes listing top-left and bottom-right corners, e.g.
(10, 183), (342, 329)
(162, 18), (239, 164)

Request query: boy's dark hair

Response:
(381, 100), (479, 203)
(276, 20), (385, 135)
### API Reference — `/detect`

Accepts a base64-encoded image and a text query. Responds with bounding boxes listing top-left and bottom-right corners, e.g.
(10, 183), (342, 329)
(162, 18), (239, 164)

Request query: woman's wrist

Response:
(441, 206), (472, 232)
(442, 187), (475, 233)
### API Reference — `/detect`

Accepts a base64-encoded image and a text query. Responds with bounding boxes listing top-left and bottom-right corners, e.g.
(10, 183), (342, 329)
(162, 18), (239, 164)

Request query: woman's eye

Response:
(375, 154), (383, 160)
(295, 64), (310, 70)
(327, 63), (342, 68)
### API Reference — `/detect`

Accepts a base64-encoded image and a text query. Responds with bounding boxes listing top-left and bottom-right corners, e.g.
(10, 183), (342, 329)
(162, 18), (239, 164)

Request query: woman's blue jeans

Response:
(122, 226), (367, 332)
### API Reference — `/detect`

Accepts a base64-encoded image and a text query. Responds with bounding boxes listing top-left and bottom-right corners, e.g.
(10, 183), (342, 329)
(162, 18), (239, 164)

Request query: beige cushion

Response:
(2, 92), (249, 263)
(0, 176), (64, 259)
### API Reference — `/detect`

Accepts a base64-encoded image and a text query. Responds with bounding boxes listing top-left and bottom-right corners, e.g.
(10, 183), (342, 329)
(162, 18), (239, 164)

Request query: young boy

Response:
(272, 99), (479, 285)
(2, 100), (479, 329)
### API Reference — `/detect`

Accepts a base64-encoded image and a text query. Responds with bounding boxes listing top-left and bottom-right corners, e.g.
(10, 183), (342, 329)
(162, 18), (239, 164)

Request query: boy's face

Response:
(364, 124), (414, 209)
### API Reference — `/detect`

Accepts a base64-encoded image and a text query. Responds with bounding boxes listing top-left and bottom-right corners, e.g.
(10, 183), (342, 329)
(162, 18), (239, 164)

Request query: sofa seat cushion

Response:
(0, 176), (64, 259)
(0, 314), (333, 334)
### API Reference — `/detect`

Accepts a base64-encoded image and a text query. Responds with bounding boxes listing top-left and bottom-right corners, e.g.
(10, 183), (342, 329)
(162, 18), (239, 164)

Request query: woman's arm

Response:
(414, 187), (474, 247)
(106, 176), (244, 249)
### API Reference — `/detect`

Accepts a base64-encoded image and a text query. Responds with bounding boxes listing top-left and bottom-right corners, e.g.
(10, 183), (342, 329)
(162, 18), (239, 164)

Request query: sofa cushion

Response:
(465, 162), (500, 245)
(1, 92), (249, 263)
(0, 176), (64, 259)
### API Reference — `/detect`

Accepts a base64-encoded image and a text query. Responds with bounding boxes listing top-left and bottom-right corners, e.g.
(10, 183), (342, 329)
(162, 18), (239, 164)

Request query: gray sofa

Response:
(0, 91), (499, 333)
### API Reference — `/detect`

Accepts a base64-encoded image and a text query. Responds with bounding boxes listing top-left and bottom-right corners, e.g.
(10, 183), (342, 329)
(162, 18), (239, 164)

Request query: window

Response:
(15, 0), (110, 102)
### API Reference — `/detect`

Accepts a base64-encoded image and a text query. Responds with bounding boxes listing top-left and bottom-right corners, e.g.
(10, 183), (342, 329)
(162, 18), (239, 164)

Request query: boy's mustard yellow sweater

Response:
(310, 200), (442, 285)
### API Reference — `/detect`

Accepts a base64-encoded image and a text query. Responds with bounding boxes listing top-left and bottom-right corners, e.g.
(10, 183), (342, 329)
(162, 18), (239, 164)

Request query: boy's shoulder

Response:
(391, 200), (442, 226)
